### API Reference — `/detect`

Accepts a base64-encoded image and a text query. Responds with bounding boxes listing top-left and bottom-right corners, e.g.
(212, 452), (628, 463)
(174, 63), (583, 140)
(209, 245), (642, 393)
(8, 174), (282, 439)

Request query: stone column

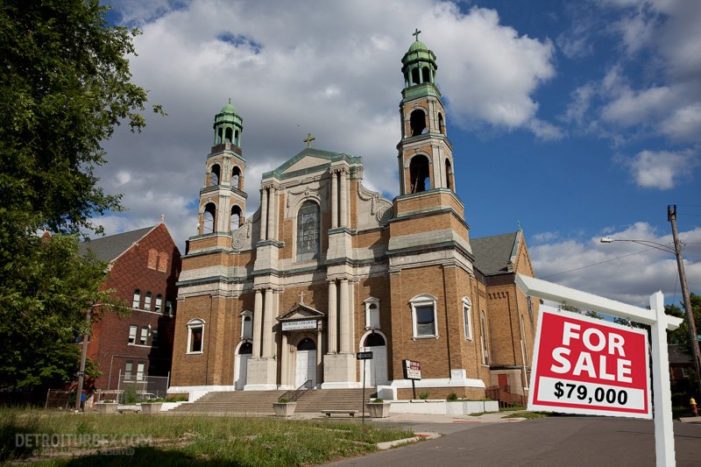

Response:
(252, 289), (262, 358)
(260, 188), (268, 241)
(262, 289), (273, 358)
(339, 169), (348, 227)
(267, 186), (276, 241)
(281, 332), (289, 387)
(339, 278), (350, 353)
(327, 280), (337, 353)
(317, 325), (324, 385)
(331, 170), (338, 229)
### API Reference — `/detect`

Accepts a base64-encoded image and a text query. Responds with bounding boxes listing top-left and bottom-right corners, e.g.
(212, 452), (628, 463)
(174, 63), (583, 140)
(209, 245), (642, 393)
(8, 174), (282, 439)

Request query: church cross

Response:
(304, 133), (315, 148)
(412, 28), (421, 42)
(299, 291), (305, 304)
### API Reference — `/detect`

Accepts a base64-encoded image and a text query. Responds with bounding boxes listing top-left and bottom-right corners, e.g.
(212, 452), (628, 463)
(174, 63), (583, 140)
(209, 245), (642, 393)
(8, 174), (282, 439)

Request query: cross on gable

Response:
(299, 291), (305, 304)
(304, 133), (315, 148)
(412, 28), (421, 41)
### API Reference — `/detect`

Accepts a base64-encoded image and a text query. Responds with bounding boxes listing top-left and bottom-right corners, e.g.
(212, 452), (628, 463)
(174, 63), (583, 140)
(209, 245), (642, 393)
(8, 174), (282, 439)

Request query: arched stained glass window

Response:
(297, 201), (320, 261)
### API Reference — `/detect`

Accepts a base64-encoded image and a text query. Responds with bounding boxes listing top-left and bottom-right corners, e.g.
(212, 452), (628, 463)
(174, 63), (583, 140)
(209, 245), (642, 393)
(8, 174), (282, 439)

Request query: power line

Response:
(541, 251), (644, 280)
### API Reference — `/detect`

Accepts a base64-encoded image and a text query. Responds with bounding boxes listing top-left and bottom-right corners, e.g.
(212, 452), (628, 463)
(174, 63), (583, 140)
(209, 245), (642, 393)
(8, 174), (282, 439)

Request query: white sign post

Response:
(516, 274), (682, 467)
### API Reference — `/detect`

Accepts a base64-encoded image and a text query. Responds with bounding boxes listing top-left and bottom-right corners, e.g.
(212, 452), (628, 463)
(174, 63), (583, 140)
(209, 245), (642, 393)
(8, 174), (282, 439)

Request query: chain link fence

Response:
(116, 373), (168, 403)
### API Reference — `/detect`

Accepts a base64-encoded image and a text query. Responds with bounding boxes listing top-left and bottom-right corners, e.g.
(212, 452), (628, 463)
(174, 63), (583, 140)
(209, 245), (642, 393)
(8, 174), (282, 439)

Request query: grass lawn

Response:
(1, 408), (414, 466)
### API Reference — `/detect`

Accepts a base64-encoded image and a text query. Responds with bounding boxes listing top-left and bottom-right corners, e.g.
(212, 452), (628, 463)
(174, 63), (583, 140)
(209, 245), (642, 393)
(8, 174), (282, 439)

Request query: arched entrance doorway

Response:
(234, 342), (252, 390)
(360, 332), (388, 386)
(295, 338), (317, 387)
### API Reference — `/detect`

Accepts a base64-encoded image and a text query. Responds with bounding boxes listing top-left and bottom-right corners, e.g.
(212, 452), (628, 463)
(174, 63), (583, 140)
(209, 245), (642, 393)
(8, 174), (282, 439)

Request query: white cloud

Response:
(96, 0), (558, 248)
(531, 222), (701, 306)
(623, 149), (698, 189)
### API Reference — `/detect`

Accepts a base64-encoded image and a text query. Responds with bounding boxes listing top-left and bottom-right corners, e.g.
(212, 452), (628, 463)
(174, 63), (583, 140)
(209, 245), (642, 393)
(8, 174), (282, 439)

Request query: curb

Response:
(376, 432), (440, 450)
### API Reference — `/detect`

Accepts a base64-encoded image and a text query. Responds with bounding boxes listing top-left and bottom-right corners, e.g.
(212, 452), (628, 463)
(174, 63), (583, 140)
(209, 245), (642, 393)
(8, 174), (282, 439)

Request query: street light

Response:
(600, 232), (701, 396)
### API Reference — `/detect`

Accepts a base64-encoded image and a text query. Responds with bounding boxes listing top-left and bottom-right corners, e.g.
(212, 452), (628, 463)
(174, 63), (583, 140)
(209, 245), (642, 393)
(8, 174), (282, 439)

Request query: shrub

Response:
(371, 398), (384, 403)
(418, 392), (429, 400)
(446, 392), (458, 401)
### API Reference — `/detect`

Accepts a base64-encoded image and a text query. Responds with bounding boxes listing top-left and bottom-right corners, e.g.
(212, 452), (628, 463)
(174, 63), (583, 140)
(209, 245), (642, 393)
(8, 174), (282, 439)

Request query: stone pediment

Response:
(282, 156), (329, 174)
(277, 302), (325, 321)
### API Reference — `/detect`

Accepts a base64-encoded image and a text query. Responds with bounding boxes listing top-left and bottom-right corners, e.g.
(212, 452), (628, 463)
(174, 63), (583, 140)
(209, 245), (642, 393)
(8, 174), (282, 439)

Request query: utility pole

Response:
(74, 307), (92, 411)
(668, 204), (701, 396)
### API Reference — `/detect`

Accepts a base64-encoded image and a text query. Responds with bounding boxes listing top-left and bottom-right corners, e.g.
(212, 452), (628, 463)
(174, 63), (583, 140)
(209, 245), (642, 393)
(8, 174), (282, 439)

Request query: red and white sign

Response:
(528, 307), (651, 419)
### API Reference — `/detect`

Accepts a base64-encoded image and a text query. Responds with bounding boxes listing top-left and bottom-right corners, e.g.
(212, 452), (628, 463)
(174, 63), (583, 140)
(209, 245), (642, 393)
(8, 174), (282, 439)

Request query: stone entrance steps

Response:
(170, 388), (376, 415)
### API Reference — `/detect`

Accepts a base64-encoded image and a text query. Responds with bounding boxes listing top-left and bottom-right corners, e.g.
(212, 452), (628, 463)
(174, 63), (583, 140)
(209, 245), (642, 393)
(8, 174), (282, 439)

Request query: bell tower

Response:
(397, 30), (455, 195)
(196, 100), (247, 238)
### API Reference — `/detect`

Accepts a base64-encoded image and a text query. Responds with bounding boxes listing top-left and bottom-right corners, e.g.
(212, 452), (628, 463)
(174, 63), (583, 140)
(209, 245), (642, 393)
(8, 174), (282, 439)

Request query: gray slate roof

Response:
(471, 231), (519, 276)
(78, 226), (155, 262)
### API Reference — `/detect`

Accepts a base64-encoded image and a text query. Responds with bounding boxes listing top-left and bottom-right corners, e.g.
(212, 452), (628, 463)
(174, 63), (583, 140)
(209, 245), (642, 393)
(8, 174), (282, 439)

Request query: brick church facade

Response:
(169, 36), (539, 400)
(81, 223), (181, 390)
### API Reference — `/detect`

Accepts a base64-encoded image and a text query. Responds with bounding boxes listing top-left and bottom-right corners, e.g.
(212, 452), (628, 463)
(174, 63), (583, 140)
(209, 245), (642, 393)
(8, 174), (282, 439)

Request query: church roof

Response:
(262, 148), (361, 180)
(78, 225), (156, 262)
(471, 231), (519, 276)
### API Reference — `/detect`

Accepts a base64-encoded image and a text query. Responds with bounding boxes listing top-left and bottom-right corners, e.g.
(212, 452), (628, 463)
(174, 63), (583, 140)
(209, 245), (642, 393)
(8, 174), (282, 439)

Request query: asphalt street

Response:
(328, 417), (701, 466)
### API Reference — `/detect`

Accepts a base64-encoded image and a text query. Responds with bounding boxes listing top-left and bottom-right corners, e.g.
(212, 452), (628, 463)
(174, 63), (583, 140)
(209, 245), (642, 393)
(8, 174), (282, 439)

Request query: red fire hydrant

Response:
(691, 397), (698, 417)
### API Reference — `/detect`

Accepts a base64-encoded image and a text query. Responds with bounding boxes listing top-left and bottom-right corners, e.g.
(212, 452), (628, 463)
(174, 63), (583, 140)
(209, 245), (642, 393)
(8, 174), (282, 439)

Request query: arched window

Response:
(132, 290), (141, 309)
(234, 130), (240, 146)
(363, 333), (386, 347)
(232, 166), (242, 190)
(411, 67), (420, 85)
(297, 201), (320, 261)
(410, 109), (426, 136)
(480, 311), (489, 364)
(217, 127), (223, 144)
(297, 337), (316, 350)
(209, 164), (220, 186)
(155, 294), (163, 313)
(438, 113), (445, 134)
(144, 291), (152, 310)
(224, 127), (233, 143)
(238, 341), (253, 355)
(203, 203), (216, 233)
(422, 66), (431, 84)
(445, 159), (453, 191)
(410, 294), (438, 338)
(462, 297), (473, 340)
(187, 319), (205, 354)
(409, 155), (430, 193)
(231, 205), (242, 231)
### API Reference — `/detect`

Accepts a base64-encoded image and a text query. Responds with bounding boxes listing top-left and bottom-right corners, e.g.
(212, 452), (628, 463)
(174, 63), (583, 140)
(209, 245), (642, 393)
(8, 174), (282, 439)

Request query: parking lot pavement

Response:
(327, 416), (701, 467)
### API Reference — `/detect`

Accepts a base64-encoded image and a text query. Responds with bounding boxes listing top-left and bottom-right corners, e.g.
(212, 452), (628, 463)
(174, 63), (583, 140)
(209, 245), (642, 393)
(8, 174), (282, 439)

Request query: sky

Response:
(96, 0), (700, 307)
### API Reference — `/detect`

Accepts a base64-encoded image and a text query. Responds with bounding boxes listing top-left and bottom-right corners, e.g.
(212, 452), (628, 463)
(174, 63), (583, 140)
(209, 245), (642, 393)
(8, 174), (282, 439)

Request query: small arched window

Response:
(297, 201), (320, 261)
(209, 164), (220, 186)
(217, 127), (223, 144)
(411, 67), (420, 85)
(462, 297), (473, 340)
(409, 155), (430, 193)
(144, 291), (152, 310)
(132, 290), (141, 309)
(438, 113), (445, 134)
(234, 130), (240, 146)
(232, 166), (242, 190)
(364, 298), (380, 329)
(422, 66), (431, 84)
(155, 294), (163, 313)
(445, 159), (453, 191)
(231, 205), (242, 231)
(203, 203), (216, 233)
(224, 127), (233, 143)
(410, 109), (426, 136)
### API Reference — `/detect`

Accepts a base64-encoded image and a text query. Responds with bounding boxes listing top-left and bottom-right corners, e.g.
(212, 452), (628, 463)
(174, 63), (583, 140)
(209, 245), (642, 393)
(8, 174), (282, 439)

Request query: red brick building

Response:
(80, 222), (181, 390)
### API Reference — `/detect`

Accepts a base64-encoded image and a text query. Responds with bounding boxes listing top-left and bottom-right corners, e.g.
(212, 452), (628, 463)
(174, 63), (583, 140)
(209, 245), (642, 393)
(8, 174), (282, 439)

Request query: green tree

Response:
(0, 0), (156, 392)
(666, 294), (701, 350)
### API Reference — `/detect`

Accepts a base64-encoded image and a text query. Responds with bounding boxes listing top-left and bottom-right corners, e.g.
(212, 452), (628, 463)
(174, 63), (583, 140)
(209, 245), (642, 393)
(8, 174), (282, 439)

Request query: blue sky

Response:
(97, 0), (700, 305)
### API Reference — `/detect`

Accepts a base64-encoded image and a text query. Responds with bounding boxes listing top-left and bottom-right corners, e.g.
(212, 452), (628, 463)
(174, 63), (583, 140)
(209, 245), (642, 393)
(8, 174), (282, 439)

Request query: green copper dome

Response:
(408, 39), (429, 52)
(219, 100), (236, 114)
(212, 98), (243, 147)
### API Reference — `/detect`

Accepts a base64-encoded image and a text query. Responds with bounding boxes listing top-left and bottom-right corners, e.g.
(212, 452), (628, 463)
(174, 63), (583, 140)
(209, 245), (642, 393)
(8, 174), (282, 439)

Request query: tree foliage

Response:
(0, 0), (154, 391)
(666, 293), (701, 351)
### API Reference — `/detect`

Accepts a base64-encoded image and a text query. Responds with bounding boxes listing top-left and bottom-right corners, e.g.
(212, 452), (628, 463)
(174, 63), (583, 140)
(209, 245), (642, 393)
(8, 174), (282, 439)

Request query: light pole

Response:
(600, 230), (701, 396)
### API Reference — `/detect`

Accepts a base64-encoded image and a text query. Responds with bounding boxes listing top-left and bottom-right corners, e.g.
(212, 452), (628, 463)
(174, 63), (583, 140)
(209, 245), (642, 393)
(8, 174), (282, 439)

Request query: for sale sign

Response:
(528, 307), (651, 419)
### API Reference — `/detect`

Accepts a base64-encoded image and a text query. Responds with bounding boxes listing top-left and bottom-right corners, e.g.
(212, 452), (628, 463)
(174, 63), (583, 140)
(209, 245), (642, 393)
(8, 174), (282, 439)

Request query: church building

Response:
(169, 35), (539, 400)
